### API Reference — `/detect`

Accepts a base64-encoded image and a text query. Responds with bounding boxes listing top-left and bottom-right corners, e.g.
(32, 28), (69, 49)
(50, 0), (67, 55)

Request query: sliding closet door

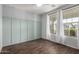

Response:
(12, 19), (21, 44)
(36, 22), (41, 38)
(3, 17), (11, 46)
(21, 20), (28, 42)
(34, 21), (41, 39)
(28, 20), (34, 41)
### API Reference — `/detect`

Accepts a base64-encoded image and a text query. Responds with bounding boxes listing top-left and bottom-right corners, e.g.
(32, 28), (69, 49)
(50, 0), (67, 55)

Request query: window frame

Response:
(49, 13), (57, 35)
(62, 5), (79, 38)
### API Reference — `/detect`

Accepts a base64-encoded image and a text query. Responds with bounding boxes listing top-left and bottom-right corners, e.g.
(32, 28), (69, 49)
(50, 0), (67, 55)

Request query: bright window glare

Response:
(63, 17), (79, 23)
(36, 4), (42, 7)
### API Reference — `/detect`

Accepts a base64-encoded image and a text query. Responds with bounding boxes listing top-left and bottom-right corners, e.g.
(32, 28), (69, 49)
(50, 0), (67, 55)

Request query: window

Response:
(49, 13), (57, 34)
(63, 5), (79, 37)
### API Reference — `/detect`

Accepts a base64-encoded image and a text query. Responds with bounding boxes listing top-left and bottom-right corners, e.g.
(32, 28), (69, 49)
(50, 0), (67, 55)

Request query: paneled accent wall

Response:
(2, 16), (41, 47)
(20, 20), (28, 42)
(3, 17), (12, 46)
(0, 5), (2, 52)
(12, 18), (21, 45)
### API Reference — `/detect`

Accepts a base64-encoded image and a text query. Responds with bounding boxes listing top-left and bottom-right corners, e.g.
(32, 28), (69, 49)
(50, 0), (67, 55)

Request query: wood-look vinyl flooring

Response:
(1, 39), (79, 54)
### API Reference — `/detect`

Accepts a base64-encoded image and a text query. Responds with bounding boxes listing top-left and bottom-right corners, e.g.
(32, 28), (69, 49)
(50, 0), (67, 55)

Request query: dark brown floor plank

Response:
(1, 39), (79, 54)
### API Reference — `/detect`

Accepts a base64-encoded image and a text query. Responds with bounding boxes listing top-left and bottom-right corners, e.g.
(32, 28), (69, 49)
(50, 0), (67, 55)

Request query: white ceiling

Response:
(7, 4), (63, 14)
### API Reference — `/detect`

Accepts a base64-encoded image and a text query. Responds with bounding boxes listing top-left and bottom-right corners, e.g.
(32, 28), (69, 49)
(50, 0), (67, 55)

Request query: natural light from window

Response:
(49, 13), (57, 34)
(63, 5), (79, 37)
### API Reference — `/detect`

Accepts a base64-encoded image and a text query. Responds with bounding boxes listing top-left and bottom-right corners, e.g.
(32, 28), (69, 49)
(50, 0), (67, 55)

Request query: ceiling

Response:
(7, 4), (63, 14)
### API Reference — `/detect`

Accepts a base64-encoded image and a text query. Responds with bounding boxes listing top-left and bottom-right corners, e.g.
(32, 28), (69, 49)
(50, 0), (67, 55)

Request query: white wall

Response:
(0, 5), (2, 52)
(56, 10), (64, 43)
(34, 15), (41, 39)
(64, 37), (78, 48)
(2, 5), (41, 47)
(3, 5), (36, 20)
(41, 14), (47, 39)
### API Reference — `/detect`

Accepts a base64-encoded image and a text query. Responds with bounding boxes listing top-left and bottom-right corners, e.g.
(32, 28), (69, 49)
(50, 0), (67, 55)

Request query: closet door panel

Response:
(2, 17), (11, 46)
(21, 20), (28, 42)
(12, 19), (21, 44)
(28, 21), (34, 41)
(37, 22), (41, 38)
(34, 21), (41, 39)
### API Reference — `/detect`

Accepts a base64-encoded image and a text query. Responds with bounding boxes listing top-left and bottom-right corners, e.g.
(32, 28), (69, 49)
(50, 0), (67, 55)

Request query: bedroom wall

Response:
(41, 14), (47, 39)
(0, 5), (2, 52)
(2, 5), (41, 47)
(34, 15), (41, 39)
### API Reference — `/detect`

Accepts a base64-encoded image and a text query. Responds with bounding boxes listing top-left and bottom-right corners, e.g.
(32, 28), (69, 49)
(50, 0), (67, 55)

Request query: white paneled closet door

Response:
(36, 22), (41, 38)
(28, 20), (34, 41)
(21, 20), (28, 42)
(34, 21), (40, 39)
(12, 18), (21, 44)
(3, 17), (12, 46)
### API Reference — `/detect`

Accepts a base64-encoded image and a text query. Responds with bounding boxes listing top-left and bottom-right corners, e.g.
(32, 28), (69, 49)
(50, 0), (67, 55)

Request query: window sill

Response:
(50, 33), (77, 39)
(64, 36), (77, 39)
